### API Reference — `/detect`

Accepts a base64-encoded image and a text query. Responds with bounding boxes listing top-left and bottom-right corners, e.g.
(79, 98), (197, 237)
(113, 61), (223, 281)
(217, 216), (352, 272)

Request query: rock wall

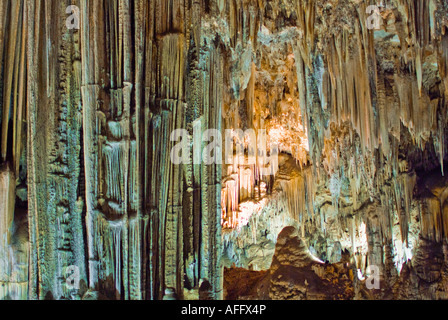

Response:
(1, 0), (224, 300)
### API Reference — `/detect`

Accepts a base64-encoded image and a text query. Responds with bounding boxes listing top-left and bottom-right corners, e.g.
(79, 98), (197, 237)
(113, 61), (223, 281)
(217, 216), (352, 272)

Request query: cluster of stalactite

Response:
(294, 0), (448, 277)
(218, 0), (448, 299)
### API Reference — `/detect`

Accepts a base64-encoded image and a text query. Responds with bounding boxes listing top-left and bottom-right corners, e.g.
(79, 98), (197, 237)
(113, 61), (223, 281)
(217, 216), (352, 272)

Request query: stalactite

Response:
(23, 0), (87, 300)
(392, 174), (416, 246)
(0, 2), (28, 300)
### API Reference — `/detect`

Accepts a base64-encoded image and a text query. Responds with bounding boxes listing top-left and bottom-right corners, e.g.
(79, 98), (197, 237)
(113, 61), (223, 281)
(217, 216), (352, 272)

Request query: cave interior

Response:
(1, 0), (448, 300)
